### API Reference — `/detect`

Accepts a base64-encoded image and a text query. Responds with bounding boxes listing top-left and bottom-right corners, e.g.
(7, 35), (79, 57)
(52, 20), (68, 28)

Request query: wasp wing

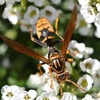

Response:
(61, 5), (77, 57)
(0, 35), (49, 64)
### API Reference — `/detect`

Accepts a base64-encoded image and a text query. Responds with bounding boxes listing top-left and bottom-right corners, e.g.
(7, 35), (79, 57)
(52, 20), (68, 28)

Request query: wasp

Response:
(29, 13), (72, 76)
(0, 5), (85, 97)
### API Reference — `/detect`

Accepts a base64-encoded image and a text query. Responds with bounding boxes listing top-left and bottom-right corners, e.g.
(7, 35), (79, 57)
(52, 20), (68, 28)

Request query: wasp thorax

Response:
(56, 71), (70, 82)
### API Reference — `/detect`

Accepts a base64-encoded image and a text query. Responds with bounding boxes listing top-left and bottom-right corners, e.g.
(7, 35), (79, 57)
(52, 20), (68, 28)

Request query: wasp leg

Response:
(60, 81), (63, 98)
(66, 49), (78, 56)
(67, 58), (73, 62)
(66, 49), (79, 62)
(49, 67), (53, 88)
(19, 21), (46, 47)
(55, 18), (64, 42)
(66, 50), (74, 62)
(29, 29), (47, 47)
(66, 79), (86, 92)
(38, 62), (45, 75)
(66, 50), (70, 54)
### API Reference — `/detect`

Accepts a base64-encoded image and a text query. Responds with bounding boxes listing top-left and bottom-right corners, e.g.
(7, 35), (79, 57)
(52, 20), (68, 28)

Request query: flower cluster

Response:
(78, 0), (100, 38)
(0, 0), (61, 34)
(68, 40), (94, 59)
(1, 85), (37, 100)
(68, 40), (100, 94)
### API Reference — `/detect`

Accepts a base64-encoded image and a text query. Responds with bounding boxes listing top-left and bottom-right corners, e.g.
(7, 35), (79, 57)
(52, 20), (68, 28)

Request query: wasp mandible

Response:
(0, 5), (85, 97)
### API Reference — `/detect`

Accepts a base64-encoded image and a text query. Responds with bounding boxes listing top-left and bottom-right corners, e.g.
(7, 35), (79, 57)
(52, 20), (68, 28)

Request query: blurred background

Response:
(0, 0), (100, 99)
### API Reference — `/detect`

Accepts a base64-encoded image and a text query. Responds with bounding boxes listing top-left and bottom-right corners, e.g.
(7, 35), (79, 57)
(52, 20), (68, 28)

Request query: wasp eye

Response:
(59, 74), (66, 80)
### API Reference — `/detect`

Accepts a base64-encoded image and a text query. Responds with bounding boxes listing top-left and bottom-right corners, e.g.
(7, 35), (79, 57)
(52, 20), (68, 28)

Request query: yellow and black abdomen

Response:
(36, 18), (55, 46)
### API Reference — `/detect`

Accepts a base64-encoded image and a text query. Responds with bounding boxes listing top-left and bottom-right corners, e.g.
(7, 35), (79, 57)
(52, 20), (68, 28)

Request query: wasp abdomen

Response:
(36, 18), (54, 44)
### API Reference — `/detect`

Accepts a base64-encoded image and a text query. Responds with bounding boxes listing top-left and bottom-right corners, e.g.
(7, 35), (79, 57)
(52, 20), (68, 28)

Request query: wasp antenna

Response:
(66, 79), (86, 92)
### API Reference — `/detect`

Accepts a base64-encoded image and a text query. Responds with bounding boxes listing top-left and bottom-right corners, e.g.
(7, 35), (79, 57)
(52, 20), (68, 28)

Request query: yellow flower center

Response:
(96, 73), (100, 78)
(80, 20), (87, 26)
(30, 10), (36, 18)
(45, 10), (52, 16)
(42, 97), (50, 100)
(85, 62), (92, 69)
(6, 92), (13, 98)
(24, 94), (31, 100)
(81, 79), (88, 87)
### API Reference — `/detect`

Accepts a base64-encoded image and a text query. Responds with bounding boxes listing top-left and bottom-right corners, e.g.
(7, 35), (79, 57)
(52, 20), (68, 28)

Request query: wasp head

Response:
(56, 71), (70, 82)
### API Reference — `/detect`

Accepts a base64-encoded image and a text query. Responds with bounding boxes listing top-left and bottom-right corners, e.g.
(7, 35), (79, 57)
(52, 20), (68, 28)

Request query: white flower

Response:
(91, 92), (100, 99)
(0, 0), (21, 5)
(78, 0), (90, 6)
(19, 19), (36, 32)
(42, 78), (59, 95)
(19, 20), (30, 32)
(27, 72), (59, 95)
(1, 57), (10, 68)
(76, 14), (93, 36)
(96, 3), (100, 12)
(1, 85), (37, 100)
(0, 43), (8, 55)
(42, 63), (50, 73)
(76, 13), (86, 28)
(27, 73), (49, 88)
(50, 0), (61, 5)
(92, 69), (100, 87)
(80, 6), (96, 23)
(65, 62), (72, 74)
(1, 85), (21, 100)
(2, 6), (20, 25)
(94, 12), (100, 28)
(17, 90), (37, 100)
(97, 92), (100, 99)
(77, 74), (93, 92)
(61, 92), (77, 100)
(95, 98), (100, 100)
(82, 94), (94, 100)
(94, 27), (100, 38)
(78, 25), (93, 36)
(80, 58), (100, 74)
(24, 6), (39, 25)
(6, 0), (21, 6)
(62, 0), (75, 10)
(94, 13), (100, 38)
(96, 98), (100, 100)
(0, 0), (5, 5)
(28, 0), (44, 7)
(68, 40), (85, 59)
(84, 47), (94, 58)
(39, 6), (61, 23)
(40, 54), (50, 73)
(36, 90), (59, 100)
